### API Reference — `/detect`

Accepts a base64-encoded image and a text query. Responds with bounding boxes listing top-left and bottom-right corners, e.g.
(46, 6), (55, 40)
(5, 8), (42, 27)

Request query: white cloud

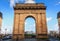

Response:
(25, 0), (35, 3)
(25, 22), (35, 27)
(53, 23), (59, 33)
(15, 0), (19, 3)
(25, 22), (27, 25)
(1, 25), (13, 34)
(48, 23), (59, 33)
(56, 2), (60, 5)
(10, 0), (36, 7)
(10, 0), (19, 8)
(47, 17), (52, 22)
(54, 23), (59, 31)
(10, 0), (15, 8)
(54, 23), (58, 28)
(10, 0), (25, 8)
(19, 0), (24, 2)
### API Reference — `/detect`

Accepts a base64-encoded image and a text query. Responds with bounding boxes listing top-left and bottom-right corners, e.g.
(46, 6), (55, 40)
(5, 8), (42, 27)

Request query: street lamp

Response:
(5, 28), (7, 36)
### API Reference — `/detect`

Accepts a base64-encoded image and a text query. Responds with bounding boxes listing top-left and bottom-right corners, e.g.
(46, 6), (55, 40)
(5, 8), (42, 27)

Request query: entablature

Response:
(14, 3), (46, 10)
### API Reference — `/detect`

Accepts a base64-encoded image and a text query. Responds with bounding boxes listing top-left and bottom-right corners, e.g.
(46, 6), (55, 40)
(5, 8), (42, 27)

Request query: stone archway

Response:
(24, 16), (36, 38)
(13, 3), (48, 39)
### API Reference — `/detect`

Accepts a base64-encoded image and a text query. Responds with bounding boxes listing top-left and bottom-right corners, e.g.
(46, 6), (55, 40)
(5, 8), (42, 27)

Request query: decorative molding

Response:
(14, 4), (46, 10)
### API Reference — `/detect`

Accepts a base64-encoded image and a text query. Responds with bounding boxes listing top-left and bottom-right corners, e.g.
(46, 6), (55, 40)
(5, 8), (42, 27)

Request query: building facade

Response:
(0, 12), (2, 30)
(49, 31), (58, 37)
(0, 12), (2, 38)
(57, 11), (60, 37)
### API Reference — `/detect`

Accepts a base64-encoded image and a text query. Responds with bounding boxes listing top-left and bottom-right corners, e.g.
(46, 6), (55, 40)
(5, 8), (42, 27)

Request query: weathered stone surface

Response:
(13, 3), (48, 39)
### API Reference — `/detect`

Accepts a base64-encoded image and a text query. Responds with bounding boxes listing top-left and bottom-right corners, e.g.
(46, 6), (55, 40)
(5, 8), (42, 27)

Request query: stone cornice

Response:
(14, 3), (46, 10)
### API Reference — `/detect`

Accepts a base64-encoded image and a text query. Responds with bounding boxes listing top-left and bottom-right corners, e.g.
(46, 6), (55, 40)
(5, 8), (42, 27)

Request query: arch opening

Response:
(24, 16), (36, 38)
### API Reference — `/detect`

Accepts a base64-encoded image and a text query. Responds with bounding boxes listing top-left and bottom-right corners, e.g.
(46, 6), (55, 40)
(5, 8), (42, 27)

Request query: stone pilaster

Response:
(41, 12), (48, 38)
(13, 13), (20, 40)
(36, 13), (42, 38)
(18, 14), (24, 39)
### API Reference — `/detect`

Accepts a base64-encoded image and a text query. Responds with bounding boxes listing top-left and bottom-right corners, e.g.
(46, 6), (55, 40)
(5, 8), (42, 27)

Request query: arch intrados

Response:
(25, 15), (36, 21)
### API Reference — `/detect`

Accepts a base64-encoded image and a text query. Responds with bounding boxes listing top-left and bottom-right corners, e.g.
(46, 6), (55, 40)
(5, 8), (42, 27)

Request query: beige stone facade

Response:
(13, 3), (48, 39)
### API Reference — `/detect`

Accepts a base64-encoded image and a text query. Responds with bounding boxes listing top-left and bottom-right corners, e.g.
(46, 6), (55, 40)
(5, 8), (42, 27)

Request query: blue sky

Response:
(0, 0), (60, 34)
(25, 17), (36, 33)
